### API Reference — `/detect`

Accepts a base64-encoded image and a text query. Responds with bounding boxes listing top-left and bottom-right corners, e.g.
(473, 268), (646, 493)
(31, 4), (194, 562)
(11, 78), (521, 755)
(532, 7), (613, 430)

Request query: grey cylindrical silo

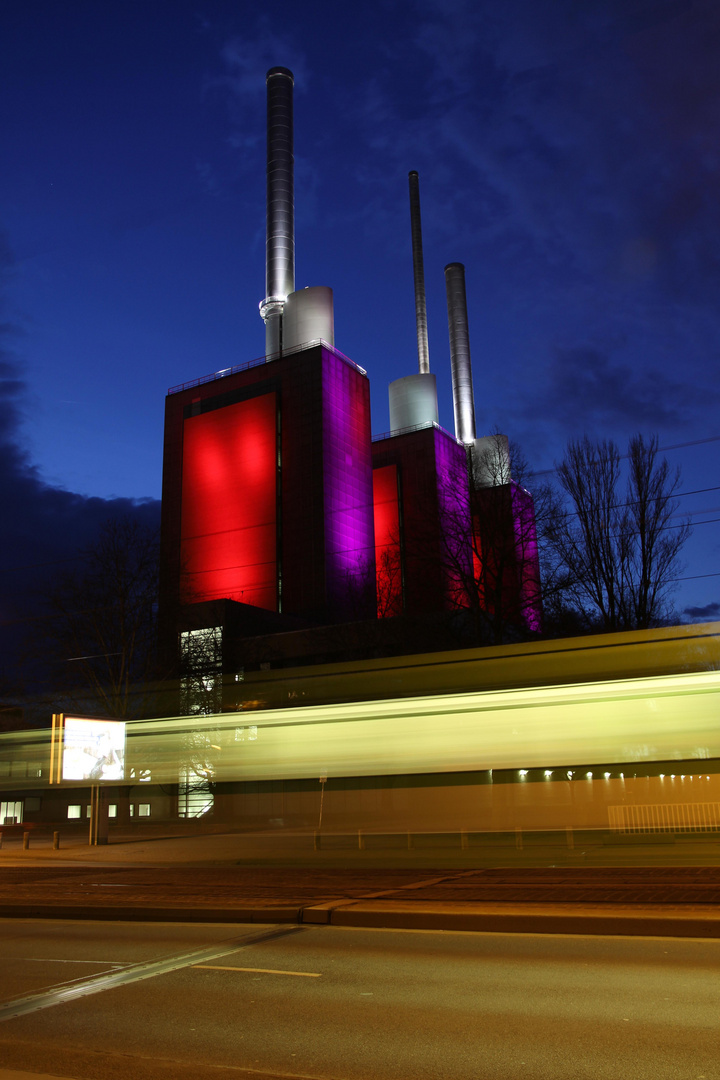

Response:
(409, 171), (429, 375)
(260, 66), (294, 356)
(444, 262), (477, 445)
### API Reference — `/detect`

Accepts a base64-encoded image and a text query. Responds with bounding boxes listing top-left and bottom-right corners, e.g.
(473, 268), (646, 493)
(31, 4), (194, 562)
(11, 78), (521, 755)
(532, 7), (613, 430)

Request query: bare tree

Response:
(38, 516), (162, 718)
(550, 434), (691, 631)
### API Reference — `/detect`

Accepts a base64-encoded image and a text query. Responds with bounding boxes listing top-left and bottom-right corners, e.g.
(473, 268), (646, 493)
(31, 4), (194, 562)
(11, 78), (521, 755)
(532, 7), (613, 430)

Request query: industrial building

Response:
(158, 67), (542, 708)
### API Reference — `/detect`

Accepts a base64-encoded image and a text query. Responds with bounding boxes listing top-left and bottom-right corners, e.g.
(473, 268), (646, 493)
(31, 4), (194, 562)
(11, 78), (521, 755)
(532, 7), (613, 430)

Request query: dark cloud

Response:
(683, 601), (720, 622)
(0, 282), (159, 689)
(518, 345), (714, 436)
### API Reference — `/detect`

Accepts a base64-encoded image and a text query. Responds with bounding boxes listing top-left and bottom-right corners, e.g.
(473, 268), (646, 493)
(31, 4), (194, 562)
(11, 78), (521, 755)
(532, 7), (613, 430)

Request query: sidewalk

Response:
(1, 828), (719, 938)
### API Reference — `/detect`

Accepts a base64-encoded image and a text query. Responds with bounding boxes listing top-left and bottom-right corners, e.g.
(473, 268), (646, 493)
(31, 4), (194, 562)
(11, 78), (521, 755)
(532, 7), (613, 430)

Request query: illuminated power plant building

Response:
(160, 341), (374, 623)
(159, 67), (541, 701)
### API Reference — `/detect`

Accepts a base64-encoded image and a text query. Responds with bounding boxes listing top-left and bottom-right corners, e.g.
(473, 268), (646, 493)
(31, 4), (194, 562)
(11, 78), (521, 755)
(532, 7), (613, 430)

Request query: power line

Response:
(660, 434), (720, 453)
(670, 572), (720, 582)
(531, 433), (720, 478)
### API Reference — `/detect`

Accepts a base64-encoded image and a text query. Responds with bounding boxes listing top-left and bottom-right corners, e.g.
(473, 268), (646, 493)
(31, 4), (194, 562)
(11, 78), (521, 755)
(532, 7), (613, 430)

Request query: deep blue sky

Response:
(1, 0), (719, 634)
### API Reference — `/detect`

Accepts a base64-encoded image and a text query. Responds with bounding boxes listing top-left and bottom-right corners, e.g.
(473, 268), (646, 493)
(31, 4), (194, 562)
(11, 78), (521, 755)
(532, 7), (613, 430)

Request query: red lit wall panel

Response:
(373, 464), (402, 617)
(180, 392), (277, 610)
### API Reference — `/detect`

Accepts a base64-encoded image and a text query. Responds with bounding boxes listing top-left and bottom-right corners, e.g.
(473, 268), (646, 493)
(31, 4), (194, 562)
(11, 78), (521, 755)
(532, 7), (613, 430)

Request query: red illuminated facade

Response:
(180, 390), (278, 610)
(159, 343), (375, 646)
(372, 464), (402, 617)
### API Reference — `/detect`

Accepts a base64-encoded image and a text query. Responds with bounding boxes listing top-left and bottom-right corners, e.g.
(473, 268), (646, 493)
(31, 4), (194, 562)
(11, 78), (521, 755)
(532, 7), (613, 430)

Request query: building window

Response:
(138, 803), (151, 817)
(108, 804), (117, 819)
(1, 800), (23, 825)
(180, 626), (223, 715)
(67, 805), (81, 820)
(178, 764), (214, 818)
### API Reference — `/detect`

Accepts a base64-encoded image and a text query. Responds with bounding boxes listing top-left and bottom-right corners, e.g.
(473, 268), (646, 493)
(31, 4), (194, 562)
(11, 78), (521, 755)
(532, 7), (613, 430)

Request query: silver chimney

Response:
(387, 170), (438, 430)
(259, 66), (294, 358)
(408, 171), (429, 374)
(444, 262), (477, 445)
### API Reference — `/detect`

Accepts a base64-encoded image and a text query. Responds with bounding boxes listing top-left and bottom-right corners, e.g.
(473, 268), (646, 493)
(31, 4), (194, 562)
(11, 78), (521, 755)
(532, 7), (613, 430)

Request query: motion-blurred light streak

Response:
(116, 671), (720, 785)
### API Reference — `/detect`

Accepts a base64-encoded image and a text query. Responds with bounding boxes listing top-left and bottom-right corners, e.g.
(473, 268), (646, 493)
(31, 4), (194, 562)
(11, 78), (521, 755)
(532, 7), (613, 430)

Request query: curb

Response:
(0, 905), (301, 924)
(1, 902), (719, 937)
(315, 905), (720, 937)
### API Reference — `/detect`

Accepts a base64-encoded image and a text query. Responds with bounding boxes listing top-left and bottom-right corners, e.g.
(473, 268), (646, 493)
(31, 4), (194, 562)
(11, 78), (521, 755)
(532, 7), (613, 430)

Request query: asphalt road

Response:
(0, 918), (718, 1080)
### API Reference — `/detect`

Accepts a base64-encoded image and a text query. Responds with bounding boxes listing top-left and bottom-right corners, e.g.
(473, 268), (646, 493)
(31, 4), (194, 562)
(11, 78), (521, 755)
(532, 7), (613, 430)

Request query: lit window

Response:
(67, 805), (81, 819)
(1, 801), (23, 824)
(108, 804), (117, 818)
(180, 626), (223, 715)
(138, 803), (151, 817)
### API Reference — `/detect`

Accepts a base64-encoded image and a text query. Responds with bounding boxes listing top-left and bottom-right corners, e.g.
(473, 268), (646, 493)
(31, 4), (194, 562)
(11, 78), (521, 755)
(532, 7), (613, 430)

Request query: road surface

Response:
(0, 918), (718, 1080)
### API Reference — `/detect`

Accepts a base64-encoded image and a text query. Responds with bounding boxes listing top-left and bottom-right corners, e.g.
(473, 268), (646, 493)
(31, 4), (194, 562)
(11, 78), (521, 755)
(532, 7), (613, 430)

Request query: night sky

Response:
(2, 0), (719, 659)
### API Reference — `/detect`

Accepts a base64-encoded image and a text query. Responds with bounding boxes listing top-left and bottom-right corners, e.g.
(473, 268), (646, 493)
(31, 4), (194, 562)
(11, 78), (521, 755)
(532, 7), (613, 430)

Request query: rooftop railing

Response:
(168, 339), (367, 395)
(372, 420), (459, 444)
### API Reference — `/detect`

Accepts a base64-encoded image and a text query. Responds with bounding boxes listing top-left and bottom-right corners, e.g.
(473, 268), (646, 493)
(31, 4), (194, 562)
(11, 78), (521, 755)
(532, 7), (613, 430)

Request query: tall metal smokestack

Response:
(408, 171), (429, 374)
(387, 170), (438, 431)
(259, 66), (294, 357)
(444, 262), (477, 445)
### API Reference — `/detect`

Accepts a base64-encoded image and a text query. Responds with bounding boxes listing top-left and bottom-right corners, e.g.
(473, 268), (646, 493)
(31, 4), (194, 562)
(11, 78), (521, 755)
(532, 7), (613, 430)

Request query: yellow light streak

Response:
(192, 965), (321, 977)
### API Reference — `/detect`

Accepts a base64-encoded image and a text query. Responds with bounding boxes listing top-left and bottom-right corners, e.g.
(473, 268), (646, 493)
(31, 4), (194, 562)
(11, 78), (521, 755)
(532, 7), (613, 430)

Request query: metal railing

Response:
(608, 802), (720, 833)
(372, 420), (459, 444)
(168, 339), (367, 395)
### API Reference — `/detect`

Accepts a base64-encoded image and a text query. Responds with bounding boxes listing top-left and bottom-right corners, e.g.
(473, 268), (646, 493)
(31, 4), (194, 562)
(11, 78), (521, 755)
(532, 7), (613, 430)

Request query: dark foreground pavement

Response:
(1, 829), (720, 938)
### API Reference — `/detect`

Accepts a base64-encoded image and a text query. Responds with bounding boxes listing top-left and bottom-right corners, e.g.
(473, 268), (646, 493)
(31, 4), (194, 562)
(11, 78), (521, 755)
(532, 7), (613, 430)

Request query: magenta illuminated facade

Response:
(371, 425), (469, 616)
(471, 481), (543, 635)
(159, 343), (375, 630)
(510, 483), (542, 634)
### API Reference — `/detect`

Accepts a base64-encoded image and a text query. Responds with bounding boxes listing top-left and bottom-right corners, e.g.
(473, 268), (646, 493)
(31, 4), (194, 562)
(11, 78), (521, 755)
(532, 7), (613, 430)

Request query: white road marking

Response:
(13, 958), (126, 966)
(0, 925), (304, 1022)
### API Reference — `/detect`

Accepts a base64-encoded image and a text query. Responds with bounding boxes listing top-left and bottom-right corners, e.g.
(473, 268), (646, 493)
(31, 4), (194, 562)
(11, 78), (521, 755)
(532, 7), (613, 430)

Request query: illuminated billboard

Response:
(62, 717), (126, 782)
